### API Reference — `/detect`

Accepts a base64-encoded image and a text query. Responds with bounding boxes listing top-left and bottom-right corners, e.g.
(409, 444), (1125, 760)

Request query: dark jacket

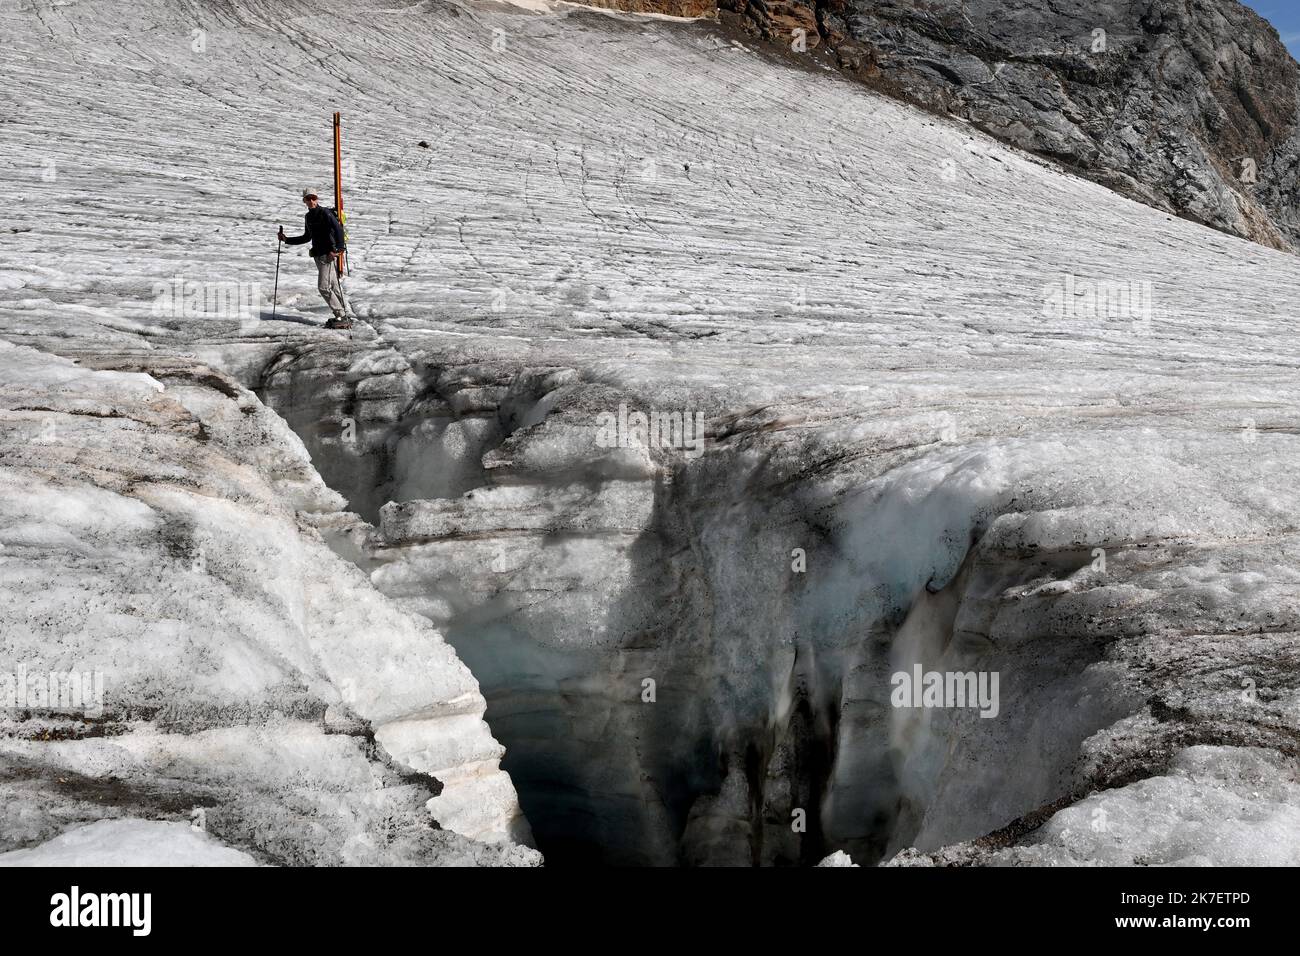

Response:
(285, 206), (345, 258)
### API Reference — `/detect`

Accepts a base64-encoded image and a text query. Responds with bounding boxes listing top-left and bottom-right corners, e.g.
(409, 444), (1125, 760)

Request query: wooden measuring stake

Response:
(333, 111), (345, 276)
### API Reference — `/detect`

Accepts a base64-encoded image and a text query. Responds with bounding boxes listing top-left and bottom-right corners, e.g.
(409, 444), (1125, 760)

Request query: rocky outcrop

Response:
(816, 0), (1300, 251)
(580, 0), (717, 16)
(733, 0), (821, 49)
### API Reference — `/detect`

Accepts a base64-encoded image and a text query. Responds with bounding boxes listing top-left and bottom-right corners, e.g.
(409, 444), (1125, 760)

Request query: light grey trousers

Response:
(314, 254), (352, 316)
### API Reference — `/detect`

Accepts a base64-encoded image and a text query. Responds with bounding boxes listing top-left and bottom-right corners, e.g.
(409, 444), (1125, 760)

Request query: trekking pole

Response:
(272, 233), (282, 320)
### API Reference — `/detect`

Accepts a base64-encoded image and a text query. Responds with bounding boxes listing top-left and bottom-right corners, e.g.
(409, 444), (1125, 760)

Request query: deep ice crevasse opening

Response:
(253, 346), (1148, 865)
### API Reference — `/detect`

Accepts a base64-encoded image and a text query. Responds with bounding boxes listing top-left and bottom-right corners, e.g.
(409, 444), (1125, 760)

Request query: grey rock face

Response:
(727, 0), (1300, 251)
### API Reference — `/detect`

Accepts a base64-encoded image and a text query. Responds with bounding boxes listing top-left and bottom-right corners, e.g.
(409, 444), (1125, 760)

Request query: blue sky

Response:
(1243, 1), (1300, 58)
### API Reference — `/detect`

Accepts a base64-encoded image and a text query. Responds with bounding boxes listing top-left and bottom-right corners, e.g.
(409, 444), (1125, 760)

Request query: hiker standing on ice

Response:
(278, 188), (354, 329)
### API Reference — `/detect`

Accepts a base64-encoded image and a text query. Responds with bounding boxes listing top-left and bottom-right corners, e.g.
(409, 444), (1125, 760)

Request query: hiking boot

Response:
(324, 317), (353, 330)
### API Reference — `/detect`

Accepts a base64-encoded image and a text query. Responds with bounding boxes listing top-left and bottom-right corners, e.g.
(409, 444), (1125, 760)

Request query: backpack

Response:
(325, 206), (348, 250)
